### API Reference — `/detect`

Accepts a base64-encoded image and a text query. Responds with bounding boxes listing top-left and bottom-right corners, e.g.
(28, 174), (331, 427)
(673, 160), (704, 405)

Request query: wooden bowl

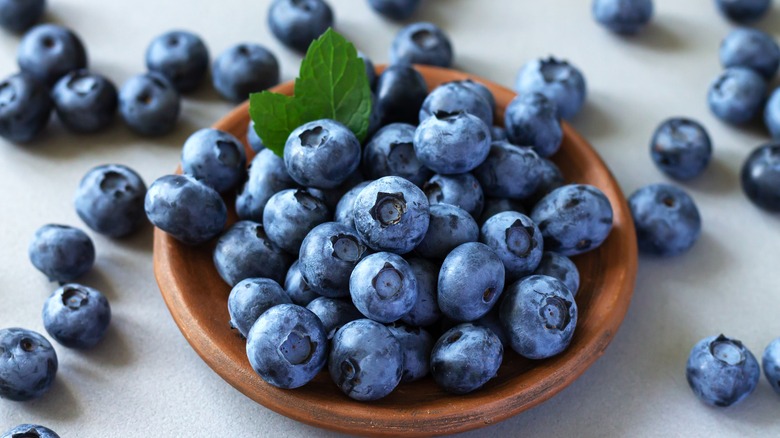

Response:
(153, 65), (638, 437)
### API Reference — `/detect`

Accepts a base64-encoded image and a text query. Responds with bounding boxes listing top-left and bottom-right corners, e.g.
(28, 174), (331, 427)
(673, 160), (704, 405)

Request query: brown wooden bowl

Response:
(153, 65), (638, 437)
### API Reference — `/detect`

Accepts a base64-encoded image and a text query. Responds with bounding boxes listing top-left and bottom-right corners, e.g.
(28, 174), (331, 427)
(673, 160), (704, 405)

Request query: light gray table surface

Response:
(2, 0), (780, 436)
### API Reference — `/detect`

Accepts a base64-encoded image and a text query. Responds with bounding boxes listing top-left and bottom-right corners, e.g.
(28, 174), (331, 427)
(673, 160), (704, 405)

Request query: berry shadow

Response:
(568, 97), (617, 141)
(22, 378), (81, 421)
(754, 7), (780, 39)
(625, 17), (688, 52)
(79, 321), (135, 368)
(77, 265), (119, 302)
(681, 156), (737, 195)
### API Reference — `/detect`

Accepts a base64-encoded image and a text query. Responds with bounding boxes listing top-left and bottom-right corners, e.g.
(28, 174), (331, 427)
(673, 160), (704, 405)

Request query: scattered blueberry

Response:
(414, 111), (491, 175)
(515, 56), (587, 120)
(0, 328), (57, 401)
(708, 67), (766, 125)
(328, 319), (403, 401)
(352, 176), (430, 254)
(686, 334), (759, 407)
(430, 323), (503, 394)
(284, 260), (320, 306)
(592, 0), (653, 34)
(415, 203), (479, 259)
(715, 0), (771, 23)
(306, 297), (362, 339)
(299, 222), (369, 298)
(390, 22), (453, 68)
(263, 188), (330, 254)
(765, 87), (780, 139)
(0, 0), (45, 33)
(0, 72), (51, 142)
(17, 24), (87, 86)
(386, 322), (433, 382)
(246, 304), (327, 389)
(374, 64), (428, 126)
(530, 184), (614, 256)
(349, 252), (418, 323)
(423, 173), (484, 218)
(246, 119), (265, 153)
(720, 28), (780, 80)
(628, 183), (701, 256)
(438, 242), (505, 322)
(650, 117), (712, 181)
(367, 0), (421, 20)
(362, 123), (432, 187)
(181, 128), (247, 193)
(146, 30), (209, 93)
(268, 0), (333, 53)
(228, 278), (291, 338)
(42, 283), (111, 349)
(400, 257), (441, 327)
(1, 424), (59, 438)
(480, 211), (544, 281)
(236, 148), (296, 222)
(741, 142), (780, 212)
(213, 221), (292, 286)
(118, 72), (180, 136)
(419, 82), (493, 129)
(533, 252), (581, 297)
(51, 69), (117, 133)
(504, 92), (563, 158)
(473, 141), (541, 200)
(500, 275), (577, 359)
(762, 337), (780, 395)
(212, 43), (280, 102)
(28, 224), (94, 282)
(284, 119), (361, 189)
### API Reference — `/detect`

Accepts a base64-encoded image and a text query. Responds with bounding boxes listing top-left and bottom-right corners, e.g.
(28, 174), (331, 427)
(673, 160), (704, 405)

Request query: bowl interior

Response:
(152, 65), (637, 437)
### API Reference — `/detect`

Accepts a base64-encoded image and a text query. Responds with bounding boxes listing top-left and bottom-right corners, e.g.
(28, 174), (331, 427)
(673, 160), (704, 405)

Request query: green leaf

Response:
(248, 91), (302, 157)
(295, 28), (373, 142)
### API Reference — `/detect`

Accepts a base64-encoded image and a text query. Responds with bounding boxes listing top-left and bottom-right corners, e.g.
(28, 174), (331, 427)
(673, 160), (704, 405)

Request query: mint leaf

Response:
(295, 28), (372, 142)
(248, 91), (302, 157)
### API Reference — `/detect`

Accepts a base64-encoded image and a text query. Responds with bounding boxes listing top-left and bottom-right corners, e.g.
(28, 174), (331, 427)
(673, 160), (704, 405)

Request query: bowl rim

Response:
(153, 65), (638, 437)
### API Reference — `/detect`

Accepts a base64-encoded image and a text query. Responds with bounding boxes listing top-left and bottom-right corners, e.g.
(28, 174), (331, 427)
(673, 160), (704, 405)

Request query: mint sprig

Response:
(249, 29), (373, 157)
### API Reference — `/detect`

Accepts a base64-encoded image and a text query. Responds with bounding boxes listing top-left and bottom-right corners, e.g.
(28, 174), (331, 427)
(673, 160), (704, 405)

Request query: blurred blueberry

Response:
(416, 203), (478, 259)
(263, 188), (330, 254)
(686, 334), (759, 407)
(52, 69), (117, 133)
(284, 119), (361, 189)
(358, 51), (377, 90)
(491, 126), (507, 141)
(419, 82), (493, 128)
(455, 79), (496, 114)
(0, 328), (57, 401)
(414, 111), (491, 174)
(764, 87), (780, 139)
(349, 252), (418, 323)
(401, 257), (441, 326)
(228, 278), (290, 338)
(246, 119), (265, 153)
(650, 117), (712, 180)
(212, 43), (279, 102)
(390, 22), (452, 67)
(438, 242), (505, 322)
(75, 164), (147, 238)
(473, 141), (541, 200)
(0, 72), (51, 142)
(504, 92), (563, 158)
(629, 183), (701, 256)
(181, 128), (247, 193)
(480, 211), (543, 281)
(146, 30), (209, 92)
(375, 64), (428, 126)
(42, 283), (110, 349)
(29, 224), (94, 282)
(17, 24), (87, 86)
(119, 72), (180, 136)
(763, 337), (780, 395)
(715, 0), (771, 23)
(533, 252), (580, 297)
(720, 28), (780, 80)
(741, 142), (780, 212)
(306, 297), (362, 339)
(299, 222), (369, 298)
(708, 67), (766, 125)
(367, 0), (421, 20)
(268, 0), (333, 53)
(592, 0), (653, 34)
(0, 0), (45, 33)
(1, 424), (59, 438)
(236, 148), (295, 222)
(363, 123), (432, 186)
(213, 221), (292, 286)
(515, 57), (586, 120)
(430, 323), (502, 394)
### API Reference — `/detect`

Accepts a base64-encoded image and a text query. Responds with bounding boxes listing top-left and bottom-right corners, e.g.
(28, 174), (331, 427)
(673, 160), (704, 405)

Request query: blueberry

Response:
(334, 181), (373, 228)
(491, 125), (507, 141)
(400, 257), (441, 326)
(328, 319), (403, 401)
(531, 184), (614, 256)
(375, 64), (428, 126)
(353, 176), (430, 254)
(236, 148), (295, 222)
(363, 123), (432, 186)
(455, 79), (496, 114)
(51, 69), (117, 133)
(284, 260), (320, 306)
(650, 118), (712, 181)
(119, 72), (180, 136)
(213, 221), (292, 286)
(504, 92), (563, 158)
(28, 224), (94, 282)
(438, 242), (505, 322)
(349, 252), (418, 323)
(268, 0), (333, 53)
(386, 322), (433, 382)
(228, 278), (291, 338)
(708, 67), (767, 125)
(423, 173), (484, 218)
(212, 43), (280, 102)
(246, 303), (327, 389)
(306, 297), (362, 339)
(146, 30), (209, 93)
(686, 334), (759, 407)
(480, 211), (543, 281)
(765, 88), (780, 139)
(715, 0), (771, 23)
(0, 72), (51, 142)
(500, 275), (577, 359)
(525, 157), (565, 206)
(741, 143), (780, 212)
(0, 328), (57, 401)
(145, 174), (227, 245)
(42, 283), (110, 349)
(419, 82), (493, 128)
(473, 141), (541, 200)
(1, 424), (59, 438)
(414, 111), (491, 175)
(358, 51), (377, 90)
(390, 22), (453, 68)
(592, 0), (653, 34)
(628, 183), (701, 256)
(515, 57), (587, 120)
(246, 119), (265, 153)
(533, 252), (580, 297)
(17, 24), (87, 86)
(479, 197), (527, 225)
(181, 128), (247, 193)
(284, 119), (361, 189)
(762, 337), (780, 395)
(0, 0), (45, 33)
(299, 222), (369, 298)
(720, 28), (780, 80)
(430, 323), (502, 394)
(473, 307), (510, 347)
(263, 188), (331, 254)
(415, 203), (479, 259)
(367, 0), (420, 20)
(309, 170), (365, 211)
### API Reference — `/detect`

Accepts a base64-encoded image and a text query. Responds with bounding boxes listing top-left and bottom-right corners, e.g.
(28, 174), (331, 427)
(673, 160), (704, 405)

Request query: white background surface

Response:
(1, 0), (780, 436)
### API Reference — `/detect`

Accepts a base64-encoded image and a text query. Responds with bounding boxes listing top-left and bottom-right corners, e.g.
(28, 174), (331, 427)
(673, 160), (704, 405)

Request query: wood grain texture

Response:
(152, 65), (638, 437)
